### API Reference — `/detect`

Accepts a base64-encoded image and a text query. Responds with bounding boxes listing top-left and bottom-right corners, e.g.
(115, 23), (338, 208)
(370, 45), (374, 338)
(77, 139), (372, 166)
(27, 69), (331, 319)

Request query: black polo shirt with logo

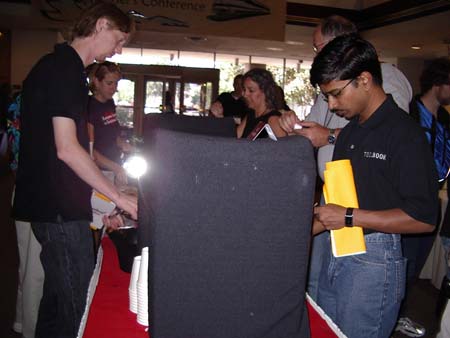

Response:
(13, 43), (92, 222)
(333, 95), (439, 233)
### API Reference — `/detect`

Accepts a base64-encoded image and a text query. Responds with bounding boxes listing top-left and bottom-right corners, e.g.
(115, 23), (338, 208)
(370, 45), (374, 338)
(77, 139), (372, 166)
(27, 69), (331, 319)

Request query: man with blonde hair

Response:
(13, 3), (136, 337)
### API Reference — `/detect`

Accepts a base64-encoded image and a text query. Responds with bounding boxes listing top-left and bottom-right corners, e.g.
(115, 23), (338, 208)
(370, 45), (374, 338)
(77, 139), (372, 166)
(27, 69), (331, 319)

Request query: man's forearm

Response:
(93, 149), (123, 175)
(315, 203), (435, 234)
(353, 208), (435, 234)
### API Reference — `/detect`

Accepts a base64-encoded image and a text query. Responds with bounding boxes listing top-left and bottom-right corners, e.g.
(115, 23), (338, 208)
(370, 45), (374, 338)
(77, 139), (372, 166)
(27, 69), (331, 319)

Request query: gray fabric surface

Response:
(138, 129), (315, 338)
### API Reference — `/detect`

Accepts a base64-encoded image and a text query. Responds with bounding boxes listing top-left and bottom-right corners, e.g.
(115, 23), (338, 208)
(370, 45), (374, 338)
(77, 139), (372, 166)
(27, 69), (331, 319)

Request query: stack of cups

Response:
(137, 247), (149, 326)
(128, 256), (141, 314)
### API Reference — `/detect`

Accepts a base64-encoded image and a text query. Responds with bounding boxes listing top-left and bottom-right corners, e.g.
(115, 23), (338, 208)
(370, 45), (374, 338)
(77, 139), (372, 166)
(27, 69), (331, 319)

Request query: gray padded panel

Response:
(138, 129), (316, 338)
(143, 113), (236, 138)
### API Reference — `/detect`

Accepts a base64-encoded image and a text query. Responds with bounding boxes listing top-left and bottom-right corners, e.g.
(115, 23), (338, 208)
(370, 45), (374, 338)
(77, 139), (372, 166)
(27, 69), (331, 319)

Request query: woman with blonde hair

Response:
(87, 61), (131, 185)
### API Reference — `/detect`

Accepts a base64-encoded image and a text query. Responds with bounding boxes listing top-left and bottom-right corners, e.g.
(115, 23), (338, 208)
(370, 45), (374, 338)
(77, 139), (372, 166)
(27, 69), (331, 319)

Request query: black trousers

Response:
(32, 218), (94, 338)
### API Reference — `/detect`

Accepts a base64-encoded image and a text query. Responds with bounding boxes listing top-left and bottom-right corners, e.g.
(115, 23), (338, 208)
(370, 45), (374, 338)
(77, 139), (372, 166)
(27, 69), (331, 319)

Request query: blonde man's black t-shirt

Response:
(13, 43), (92, 222)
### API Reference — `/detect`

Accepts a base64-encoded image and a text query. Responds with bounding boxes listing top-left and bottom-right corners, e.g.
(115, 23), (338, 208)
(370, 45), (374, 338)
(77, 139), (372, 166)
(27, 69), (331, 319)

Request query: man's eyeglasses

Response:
(321, 78), (355, 102)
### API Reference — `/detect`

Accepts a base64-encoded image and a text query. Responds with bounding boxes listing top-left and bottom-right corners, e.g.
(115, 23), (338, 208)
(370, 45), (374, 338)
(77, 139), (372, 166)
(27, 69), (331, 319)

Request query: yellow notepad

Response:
(323, 159), (366, 257)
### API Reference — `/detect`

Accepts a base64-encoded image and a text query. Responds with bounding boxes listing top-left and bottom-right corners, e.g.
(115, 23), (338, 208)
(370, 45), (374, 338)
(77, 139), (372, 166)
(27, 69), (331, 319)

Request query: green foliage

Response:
(115, 79), (135, 105)
(267, 65), (316, 108)
(218, 64), (245, 94)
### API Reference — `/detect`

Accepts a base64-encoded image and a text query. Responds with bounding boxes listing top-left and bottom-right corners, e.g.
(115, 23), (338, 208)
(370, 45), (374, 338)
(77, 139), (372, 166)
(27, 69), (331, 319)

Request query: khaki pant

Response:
(13, 220), (44, 338)
(437, 302), (450, 338)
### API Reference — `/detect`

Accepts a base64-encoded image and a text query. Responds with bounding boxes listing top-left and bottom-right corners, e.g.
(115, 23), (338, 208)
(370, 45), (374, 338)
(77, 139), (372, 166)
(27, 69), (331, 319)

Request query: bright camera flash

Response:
(123, 155), (148, 179)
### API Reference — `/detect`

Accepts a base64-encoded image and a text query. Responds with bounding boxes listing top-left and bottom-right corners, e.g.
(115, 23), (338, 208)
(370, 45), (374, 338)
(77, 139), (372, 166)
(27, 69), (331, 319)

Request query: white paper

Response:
(90, 191), (116, 230)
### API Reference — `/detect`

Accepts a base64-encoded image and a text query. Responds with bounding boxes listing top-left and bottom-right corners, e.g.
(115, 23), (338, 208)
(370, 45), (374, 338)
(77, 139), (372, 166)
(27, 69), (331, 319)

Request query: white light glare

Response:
(123, 155), (148, 179)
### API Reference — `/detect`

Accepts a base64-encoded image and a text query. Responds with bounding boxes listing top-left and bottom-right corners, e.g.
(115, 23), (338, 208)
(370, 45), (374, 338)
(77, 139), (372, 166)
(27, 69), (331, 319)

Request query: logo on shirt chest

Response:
(101, 111), (118, 126)
(363, 151), (387, 161)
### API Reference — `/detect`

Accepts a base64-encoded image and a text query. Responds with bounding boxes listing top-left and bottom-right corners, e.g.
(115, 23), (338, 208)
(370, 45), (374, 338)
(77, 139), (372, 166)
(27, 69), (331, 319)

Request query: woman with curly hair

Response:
(237, 68), (287, 139)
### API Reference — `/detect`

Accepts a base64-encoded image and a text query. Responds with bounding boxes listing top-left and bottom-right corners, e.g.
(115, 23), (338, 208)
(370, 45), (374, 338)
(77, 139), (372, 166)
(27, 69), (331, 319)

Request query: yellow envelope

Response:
(323, 159), (366, 257)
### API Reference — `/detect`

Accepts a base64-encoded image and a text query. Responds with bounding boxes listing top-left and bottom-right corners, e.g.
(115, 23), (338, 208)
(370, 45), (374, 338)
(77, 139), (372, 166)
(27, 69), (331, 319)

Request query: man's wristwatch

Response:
(345, 207), (354, 227)
(328, 129), (336, 145)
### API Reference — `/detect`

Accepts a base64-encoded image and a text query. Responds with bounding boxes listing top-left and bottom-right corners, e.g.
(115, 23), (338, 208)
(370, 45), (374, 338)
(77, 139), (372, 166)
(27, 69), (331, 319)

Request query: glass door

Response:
(118, 64), (220, 136)
(114, 76), (136, 129)
(144, 79), (167, 114)
(182, 82), (212, 116)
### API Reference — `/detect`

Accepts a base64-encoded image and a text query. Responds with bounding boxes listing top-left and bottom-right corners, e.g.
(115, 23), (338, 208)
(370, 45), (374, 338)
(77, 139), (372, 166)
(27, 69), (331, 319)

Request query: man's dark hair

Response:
(310, 33), (382, 88)
(420, 57), (450, 94)
(233, 74), (243, 82)
(320, 15), (358, 39)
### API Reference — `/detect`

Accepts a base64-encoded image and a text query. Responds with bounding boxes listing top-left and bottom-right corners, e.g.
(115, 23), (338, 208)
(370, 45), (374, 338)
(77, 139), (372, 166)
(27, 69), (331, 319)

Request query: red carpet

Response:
(83, 237), (148, 338)
(83, 237), (340, 338)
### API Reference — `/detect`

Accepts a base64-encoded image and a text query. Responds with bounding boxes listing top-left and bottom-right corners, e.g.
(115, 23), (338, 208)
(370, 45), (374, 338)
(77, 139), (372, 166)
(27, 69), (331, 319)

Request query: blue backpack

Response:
(6, 94), (21, 172)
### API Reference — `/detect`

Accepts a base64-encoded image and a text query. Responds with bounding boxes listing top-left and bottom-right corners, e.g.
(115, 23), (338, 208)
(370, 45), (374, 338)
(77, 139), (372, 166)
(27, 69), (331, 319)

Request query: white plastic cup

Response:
(137, 247), (149, 285)
(136, 247), (149, 326)
(136, 282), (149, 326)
(129, 256), (141, 290)
(129, 256), (141, 313)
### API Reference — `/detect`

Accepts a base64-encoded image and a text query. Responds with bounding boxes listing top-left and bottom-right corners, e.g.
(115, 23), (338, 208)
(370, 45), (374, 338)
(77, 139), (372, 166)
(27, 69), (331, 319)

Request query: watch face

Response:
(328, 135), (336, 145)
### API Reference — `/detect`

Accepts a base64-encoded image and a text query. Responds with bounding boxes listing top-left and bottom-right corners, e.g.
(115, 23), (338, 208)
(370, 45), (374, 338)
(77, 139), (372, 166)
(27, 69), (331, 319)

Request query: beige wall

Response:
(397, 57), (425, 96)
(11, 29), (58, 88)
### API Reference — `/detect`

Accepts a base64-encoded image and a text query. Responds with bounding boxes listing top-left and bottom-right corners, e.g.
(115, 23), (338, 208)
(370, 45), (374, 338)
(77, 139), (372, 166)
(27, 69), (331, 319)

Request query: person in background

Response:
(87, 61), (131, 186)
(210, 74), (248, 120)
(0, 83), (11, 133)
(237, 68), (287, 139)
(162, 90), (175, 114)
(408, 57), (450, 319)
(292, 33), (437, 338)
(275, 85), (291, 112)
(279, 14), (413, 305)
(437, 300), (450, 338)
(7, 93), (44, 338)
(0, 83), (12, 157)
(438, 188), (450, 319)
(394, 58), (450, 338)
(12, 3), (137, 338)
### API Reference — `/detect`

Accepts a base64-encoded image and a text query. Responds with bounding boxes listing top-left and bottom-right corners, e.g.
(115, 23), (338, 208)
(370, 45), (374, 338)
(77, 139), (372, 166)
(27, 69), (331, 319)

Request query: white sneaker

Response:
(12, 321), (22, 334)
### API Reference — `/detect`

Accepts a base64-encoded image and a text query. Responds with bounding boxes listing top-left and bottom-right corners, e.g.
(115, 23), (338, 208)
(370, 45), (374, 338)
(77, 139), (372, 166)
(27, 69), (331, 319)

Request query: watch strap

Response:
(345, 207), (354, 227)
(328, 129), (336, 145)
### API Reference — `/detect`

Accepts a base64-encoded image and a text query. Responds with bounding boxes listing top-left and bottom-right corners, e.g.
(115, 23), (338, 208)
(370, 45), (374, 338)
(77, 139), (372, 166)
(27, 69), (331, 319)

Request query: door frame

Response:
(119, 64), (220, 135)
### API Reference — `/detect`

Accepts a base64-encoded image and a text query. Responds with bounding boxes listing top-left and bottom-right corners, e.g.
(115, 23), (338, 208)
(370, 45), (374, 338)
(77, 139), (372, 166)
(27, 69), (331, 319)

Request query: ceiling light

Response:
(286, 40), (304, 46)
(411, 45), (421, 50)
(266, 47), (283, 51)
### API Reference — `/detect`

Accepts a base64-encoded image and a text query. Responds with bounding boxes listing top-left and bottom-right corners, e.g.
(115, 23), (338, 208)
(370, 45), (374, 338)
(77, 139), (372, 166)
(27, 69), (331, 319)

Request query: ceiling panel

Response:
(0, 1), (449, 61)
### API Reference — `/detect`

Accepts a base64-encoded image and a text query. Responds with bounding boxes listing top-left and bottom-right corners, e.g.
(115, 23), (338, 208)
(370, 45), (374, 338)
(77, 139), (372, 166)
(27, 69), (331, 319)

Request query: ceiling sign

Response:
(38, 0), (286, 41)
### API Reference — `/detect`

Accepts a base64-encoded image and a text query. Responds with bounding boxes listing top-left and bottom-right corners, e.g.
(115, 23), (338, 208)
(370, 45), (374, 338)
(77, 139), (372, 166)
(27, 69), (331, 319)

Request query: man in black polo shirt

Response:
(309, 34), (438, 338)
(12, 3), (137, 338)
(209, 74), (248, 119)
